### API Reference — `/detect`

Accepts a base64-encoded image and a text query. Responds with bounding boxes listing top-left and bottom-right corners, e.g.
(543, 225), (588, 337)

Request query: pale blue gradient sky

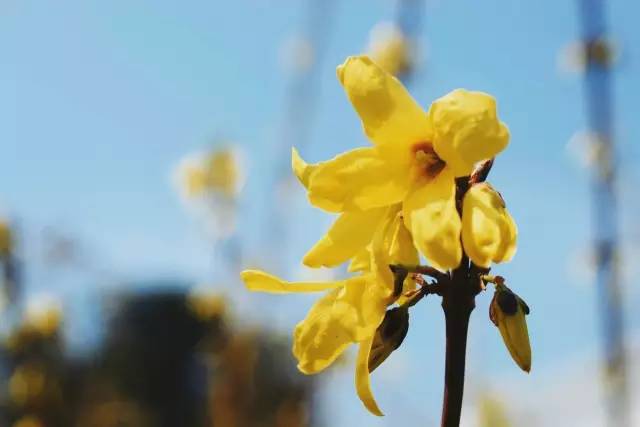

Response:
(2, 1), (640, 425)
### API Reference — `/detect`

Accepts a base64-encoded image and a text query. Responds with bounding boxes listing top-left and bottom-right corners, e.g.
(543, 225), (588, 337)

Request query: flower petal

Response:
(429, 89), (509, 177)
(291, 147), (316, 188)
(462, 183), (518, 268)
(304, 208), (387, 268)
(293, 275), (388, 374)
(348, 247), (371, 272)
(337, 55), (430, 152)
(355, 336), (384, 416)
(403, 168), (462, 270)
(306, 147), (408, 213)
(293, 287), (353, 374)
(240, 270), (343, 294)
(369, 205), (419, 296)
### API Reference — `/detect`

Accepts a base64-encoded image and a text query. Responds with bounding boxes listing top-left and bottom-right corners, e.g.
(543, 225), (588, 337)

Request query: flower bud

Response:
(489, 285), (531, 372)
(368, 307), (410, 372)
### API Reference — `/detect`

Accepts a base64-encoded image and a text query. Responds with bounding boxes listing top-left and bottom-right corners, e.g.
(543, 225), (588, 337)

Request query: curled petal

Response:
(355, 336), (384, 416)
(337, 55), (430, 150)
(240, 270), (343, 294)
(370, 205), (420, 299)
(429, 89), (509, 177)
(291, 147), (316, 188)
(462, 183), (518, 268)
(305, 147), (408, 213)
(293, 276), (388, 374)
(402, 168), (462, 271)
(303, 207), (387, 268)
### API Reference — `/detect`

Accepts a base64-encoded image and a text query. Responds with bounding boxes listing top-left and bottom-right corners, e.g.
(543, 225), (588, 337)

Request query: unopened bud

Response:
(490, 285), (531, 372)
(368, 307), (409, 373)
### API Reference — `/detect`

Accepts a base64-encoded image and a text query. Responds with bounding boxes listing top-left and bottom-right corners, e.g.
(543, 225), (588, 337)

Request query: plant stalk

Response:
(440, 297), (473, 427)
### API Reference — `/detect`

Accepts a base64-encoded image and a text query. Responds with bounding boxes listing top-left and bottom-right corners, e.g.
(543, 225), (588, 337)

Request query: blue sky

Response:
(2, 1), (640, 425)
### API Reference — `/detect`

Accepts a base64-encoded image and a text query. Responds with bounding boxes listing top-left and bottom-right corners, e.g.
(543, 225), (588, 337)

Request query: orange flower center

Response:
(411, 142), (446, 180)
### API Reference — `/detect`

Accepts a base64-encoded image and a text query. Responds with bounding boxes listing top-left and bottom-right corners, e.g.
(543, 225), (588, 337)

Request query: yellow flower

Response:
(368, 22), (413, 77)
(178, 148), (241, 198)
(292, 56), (511, 270)
(240, 205), (418, 416)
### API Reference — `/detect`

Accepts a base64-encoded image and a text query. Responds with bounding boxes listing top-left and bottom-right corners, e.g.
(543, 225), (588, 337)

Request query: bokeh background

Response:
(2, 1), (640, 426)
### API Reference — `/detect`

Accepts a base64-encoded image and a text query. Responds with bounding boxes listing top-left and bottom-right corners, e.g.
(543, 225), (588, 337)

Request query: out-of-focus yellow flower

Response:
(177, 148), (242, 199)
(478, 395), (513, 427)
(490, 284), (531, 372)
(293, 56), (512, 270)
(25, 294), (62, 337)
(9, 364), (46, 405)
(12, 416), (45, 427)
(0, 218), (12, 256)
(368, 22), (413, 77)
(240, 205), (418, 416)
(187, 289), (227, 320)
(175, 147), (244, 239)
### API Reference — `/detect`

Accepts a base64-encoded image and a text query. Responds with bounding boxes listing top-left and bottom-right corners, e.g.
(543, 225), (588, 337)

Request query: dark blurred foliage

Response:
(0, 289), (316, 427)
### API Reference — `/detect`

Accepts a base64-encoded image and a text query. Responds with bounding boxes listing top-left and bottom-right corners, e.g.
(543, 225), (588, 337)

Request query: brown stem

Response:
(441, 307), (472, 426)
(439, 165), (489, 427)
(440, 265), (475, 427)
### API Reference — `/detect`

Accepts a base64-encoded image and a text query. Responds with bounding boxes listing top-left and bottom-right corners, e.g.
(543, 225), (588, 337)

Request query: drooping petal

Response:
(403, 167), (462, 271)
(303, 207), (387, 268)
(462, 183), (517, 268)
(305, 147), (409, 213)
(348, 247), (371, 272)
(291, 147), (316, 188)
(337, 55), (430, 153)
(240, 270), (343, 294)
(355, 336), (384, 416)
(293, 287), (352, 374)
(293, 275), (388, 374)
(429, 89), (509, 177)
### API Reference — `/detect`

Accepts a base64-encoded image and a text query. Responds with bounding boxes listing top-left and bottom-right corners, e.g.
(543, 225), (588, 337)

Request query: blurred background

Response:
(1, 0), (640, 426)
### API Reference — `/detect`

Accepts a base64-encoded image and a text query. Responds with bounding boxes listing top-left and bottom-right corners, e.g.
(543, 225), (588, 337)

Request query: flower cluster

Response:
(241, 55), (527, 415)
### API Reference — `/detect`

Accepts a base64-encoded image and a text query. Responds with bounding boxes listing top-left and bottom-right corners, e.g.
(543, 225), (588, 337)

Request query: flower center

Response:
(411, 142), (446, 180)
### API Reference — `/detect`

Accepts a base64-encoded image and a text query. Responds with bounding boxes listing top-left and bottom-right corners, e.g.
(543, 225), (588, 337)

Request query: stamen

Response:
(411, 142), (446, 179)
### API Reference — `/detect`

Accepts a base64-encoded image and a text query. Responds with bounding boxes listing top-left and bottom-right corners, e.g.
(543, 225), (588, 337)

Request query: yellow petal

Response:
(429, 89), (509, 177)
(388, 210), (420, 267)
(303, 208), (387, 268)
(355, 336), (384, 416)
(369, 205), (419, 298)
(206, 149), (239, 196)
(293, 275), (388, 374)
(293, 287), (353, 374)
(403, 168), (462, 271)
(462, 183), (518, 268)
(291, 147), (316, 188)
(337, 56), (430, 152)
(369, 206), (401, 293)
(348, 247), (371, 272)
(240, 270), (342, 294)
(388, 215), (420, 304)
(306, 147), (408, 213)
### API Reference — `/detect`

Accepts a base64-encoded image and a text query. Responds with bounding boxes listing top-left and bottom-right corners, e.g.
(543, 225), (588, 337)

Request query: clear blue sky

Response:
(2, 1), (640, 425)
